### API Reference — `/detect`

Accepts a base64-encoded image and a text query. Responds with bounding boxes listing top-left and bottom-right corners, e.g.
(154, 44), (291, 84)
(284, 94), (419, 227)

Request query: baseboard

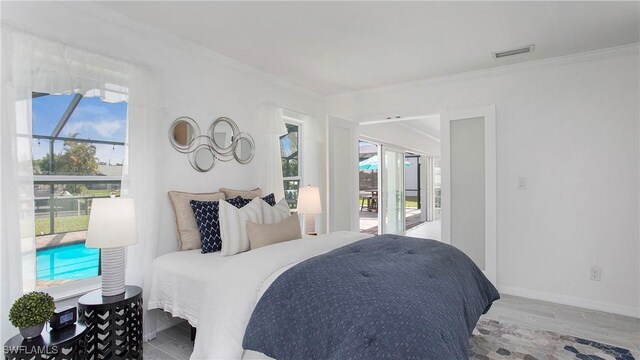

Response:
(498, 285), (640, 319)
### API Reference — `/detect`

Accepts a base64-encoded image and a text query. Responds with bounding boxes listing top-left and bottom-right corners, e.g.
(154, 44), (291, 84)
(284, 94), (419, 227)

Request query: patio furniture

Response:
(360, 190), (378, 212)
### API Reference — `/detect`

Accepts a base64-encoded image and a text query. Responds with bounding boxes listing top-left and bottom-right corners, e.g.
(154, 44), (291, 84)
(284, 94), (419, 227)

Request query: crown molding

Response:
(330, 42), (640, 99)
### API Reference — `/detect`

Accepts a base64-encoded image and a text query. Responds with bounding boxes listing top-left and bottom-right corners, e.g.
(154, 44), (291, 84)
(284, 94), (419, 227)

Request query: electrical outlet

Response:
(590, 266), (601, 281)
(518, 177), (527, 190)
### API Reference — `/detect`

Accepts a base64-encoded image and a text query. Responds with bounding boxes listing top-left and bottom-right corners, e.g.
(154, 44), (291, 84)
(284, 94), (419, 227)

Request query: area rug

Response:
(469, 319), (636, 360)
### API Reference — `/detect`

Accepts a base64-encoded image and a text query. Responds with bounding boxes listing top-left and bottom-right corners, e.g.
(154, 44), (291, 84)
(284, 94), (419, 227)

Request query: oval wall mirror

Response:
(234, 133), (255, 164)
(169, 117), (200, 153)
(189, 144), (216, 172)
(209, 117), (239, 155)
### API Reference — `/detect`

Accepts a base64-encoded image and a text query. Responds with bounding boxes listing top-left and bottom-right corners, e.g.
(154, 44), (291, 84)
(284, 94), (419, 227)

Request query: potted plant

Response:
(9, 291), (55, 339)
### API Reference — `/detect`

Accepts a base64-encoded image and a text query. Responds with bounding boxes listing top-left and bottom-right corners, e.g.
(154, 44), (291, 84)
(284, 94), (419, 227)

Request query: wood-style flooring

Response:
(144, 294), (640, 359)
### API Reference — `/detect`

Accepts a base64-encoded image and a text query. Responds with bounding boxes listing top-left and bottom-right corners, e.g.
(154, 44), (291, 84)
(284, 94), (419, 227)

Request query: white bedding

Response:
(147, 249), (233, 327)
(189, 231), (372, 360)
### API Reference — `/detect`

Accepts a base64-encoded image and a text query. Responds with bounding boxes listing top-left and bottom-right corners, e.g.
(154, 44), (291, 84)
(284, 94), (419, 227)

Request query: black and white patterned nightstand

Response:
(3, 322), (87, 360)
(78, 285), (143, 360)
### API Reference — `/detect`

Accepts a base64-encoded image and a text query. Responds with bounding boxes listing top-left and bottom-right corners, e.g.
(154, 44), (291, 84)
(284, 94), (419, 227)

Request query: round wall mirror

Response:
(190, 144), (216, 172)
(169, 117), (200, 153)
(233, 133), (255, 164)
(209, 117), (239, 154)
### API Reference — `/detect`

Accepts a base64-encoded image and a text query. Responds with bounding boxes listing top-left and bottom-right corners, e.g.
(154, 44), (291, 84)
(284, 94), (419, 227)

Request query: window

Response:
(280, 122), (301, 209)
(32, 92), (127, 288)
(433, 158), (441, 217)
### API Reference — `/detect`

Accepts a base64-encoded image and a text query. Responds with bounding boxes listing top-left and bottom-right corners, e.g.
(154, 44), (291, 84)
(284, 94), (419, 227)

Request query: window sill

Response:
(40, 277), (101, 302)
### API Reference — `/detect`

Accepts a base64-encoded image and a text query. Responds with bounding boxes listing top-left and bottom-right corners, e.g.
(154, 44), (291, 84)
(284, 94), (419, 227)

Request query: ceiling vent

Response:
(493, 45), (535, 59)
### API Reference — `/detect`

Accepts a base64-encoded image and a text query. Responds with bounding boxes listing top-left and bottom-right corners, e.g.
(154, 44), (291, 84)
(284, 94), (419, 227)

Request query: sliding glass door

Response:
(381, 146), (406, 234)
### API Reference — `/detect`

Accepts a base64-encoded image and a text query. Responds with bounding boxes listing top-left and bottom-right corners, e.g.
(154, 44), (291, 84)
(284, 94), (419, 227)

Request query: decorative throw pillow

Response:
(262, 198), (291, 224)
(219, 197), (264, 256)
(226, 193), (277, 209)
(168, 191), (225, 250)
(219, 187), (263, 200)
(226, 196), (252, 209)
(261, 193), (277, 206)
(190, 200), (223, 254)
(247, 214), (302, 250)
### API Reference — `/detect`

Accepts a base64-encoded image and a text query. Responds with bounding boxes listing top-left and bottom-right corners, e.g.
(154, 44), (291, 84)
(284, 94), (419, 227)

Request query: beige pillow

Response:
(168, 191), (226, 250)
(247, 214), (302, 250)
(219, 187), (263, 200)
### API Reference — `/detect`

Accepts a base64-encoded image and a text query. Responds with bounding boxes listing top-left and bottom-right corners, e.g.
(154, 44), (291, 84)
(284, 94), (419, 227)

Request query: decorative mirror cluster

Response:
(169, 116), (255, 172)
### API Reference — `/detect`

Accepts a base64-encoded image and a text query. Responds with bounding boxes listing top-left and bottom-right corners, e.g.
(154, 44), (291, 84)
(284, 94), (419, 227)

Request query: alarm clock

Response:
(49, 306), (77, 331)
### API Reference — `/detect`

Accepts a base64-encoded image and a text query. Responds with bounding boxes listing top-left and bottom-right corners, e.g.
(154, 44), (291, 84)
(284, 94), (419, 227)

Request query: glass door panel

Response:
(381, 147), (406, 234)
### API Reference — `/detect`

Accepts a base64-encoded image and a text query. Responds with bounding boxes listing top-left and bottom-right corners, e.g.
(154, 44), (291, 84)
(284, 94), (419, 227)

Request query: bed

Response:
(148, 231), (499, 360)
(147, 249), (231, 328)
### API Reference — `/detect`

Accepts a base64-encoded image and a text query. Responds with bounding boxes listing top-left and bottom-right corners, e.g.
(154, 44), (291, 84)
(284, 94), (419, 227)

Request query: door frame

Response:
(440, 105), (497, 284)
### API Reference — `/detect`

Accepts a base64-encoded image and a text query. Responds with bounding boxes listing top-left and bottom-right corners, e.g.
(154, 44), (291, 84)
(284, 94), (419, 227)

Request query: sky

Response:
(32, 95), (127, 165)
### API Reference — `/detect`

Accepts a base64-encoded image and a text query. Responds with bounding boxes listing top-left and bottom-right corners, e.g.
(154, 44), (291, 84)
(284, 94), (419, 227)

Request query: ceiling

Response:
(403, 117), (441, 139)
(97, 1), (639, 95)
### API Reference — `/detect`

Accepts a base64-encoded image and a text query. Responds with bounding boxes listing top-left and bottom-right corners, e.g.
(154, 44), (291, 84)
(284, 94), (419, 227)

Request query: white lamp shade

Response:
(297, 186), (322, 214)
(86, 198), (138, 248)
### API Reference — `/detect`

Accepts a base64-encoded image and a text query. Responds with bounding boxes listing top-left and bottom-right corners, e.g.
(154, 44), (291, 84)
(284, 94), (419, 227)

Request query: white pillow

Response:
(219, 197), (264, 256)
(262, 198), (291, 224)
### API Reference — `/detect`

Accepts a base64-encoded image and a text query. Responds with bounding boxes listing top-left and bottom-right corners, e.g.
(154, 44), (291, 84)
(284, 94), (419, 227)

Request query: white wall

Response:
(2, 1), (328, 250)
(329, 46), (640, 316)
(1, 1), (328, 333)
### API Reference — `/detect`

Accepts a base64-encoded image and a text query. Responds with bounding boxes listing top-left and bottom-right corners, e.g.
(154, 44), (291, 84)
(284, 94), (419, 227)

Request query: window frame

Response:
(31, 92), (126, 292)
(281, 115), (304, 211)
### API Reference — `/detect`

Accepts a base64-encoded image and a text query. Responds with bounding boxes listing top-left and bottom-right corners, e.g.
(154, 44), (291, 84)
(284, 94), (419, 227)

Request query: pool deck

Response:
(36, 231), (87, 250)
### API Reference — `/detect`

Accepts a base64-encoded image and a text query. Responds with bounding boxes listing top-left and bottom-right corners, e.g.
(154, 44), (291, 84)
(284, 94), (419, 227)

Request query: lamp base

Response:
(100, 247), (126, 297)
(304, 214), (316, 235)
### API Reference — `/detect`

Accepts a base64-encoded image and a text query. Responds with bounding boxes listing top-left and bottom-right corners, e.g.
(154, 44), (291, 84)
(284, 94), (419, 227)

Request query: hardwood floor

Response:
(144, 294), (640, 359)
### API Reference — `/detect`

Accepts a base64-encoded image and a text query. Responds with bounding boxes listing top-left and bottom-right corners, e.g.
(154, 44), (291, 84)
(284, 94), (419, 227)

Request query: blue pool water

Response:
(36, 243), (100, 281)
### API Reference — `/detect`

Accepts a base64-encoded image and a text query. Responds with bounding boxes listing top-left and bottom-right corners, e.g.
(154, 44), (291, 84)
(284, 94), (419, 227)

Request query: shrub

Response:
(8, 292), (55, 328)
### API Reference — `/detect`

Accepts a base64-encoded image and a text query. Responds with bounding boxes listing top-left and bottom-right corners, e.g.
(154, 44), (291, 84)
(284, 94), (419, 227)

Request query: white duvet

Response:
(148, 249), (230, 327)
(190, 231), (372, 360)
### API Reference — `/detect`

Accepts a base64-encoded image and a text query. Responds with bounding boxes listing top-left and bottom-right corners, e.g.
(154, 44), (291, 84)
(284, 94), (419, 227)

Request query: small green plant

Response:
(8, 292), (55, 328)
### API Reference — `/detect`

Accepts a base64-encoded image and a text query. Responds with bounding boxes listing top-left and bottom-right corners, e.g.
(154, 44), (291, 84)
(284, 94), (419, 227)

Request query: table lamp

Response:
(86, 197), (137, 297)
(297, 185), (322, 235)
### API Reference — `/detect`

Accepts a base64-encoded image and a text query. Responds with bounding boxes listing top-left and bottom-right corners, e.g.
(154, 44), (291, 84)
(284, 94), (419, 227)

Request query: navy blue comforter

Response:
(243, 235), (500, 360)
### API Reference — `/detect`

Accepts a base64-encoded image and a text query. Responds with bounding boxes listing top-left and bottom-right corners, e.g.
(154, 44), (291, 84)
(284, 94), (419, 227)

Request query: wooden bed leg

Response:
(190, 325), (197, 342)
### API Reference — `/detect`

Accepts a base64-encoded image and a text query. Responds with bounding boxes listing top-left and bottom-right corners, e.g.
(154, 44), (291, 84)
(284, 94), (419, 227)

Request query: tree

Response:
(38, 134), (99, 194)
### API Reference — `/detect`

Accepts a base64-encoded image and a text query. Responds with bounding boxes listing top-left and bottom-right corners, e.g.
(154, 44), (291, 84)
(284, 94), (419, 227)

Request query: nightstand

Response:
(77, 285), (143, 360)
(3, 322), (87, 360)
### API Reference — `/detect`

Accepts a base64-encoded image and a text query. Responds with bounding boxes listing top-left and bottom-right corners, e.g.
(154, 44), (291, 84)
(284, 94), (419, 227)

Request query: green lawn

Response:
(83, 189), (120, 197)
(35, 215), (89, 235)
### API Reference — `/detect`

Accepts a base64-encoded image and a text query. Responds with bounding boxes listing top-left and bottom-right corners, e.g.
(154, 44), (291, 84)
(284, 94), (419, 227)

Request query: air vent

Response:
(493, 45), (535, 59)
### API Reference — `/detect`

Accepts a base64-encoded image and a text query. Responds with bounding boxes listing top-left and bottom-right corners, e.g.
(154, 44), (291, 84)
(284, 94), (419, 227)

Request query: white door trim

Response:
(441, 105), (497, 284)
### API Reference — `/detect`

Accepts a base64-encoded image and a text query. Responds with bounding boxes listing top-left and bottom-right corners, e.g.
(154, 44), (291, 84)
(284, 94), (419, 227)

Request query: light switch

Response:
(518, 177), (527, 190)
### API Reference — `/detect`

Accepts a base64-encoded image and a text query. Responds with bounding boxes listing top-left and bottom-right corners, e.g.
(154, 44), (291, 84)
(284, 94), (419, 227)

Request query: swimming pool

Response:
(36, 243), (100, 281)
